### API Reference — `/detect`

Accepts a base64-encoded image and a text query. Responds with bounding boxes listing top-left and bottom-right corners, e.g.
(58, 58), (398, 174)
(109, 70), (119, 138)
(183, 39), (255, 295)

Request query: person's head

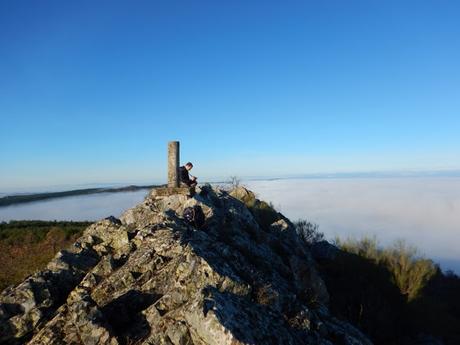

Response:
(185, 162), (193, 170)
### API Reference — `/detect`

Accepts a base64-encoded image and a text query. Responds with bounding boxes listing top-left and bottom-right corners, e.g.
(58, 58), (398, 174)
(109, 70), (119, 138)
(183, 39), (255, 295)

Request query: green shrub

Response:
(250, 200), (280, 230)
(229, 187), (281, 230)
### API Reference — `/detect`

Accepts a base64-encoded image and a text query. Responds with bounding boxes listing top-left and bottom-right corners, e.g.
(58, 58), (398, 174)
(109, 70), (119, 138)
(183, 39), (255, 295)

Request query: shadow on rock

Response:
(100, 290), (161, 344)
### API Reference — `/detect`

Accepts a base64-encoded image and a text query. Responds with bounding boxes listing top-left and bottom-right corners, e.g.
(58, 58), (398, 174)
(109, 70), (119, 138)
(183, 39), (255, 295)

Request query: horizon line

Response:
(1, 168), (460, 195)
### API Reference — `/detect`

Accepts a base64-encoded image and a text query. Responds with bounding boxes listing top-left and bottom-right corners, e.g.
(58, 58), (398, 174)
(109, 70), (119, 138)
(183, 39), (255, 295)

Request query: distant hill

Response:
(0, 184), (160, 207)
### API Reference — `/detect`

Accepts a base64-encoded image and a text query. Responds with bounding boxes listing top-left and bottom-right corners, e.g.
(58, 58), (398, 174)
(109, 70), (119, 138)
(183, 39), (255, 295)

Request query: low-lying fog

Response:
(245, 178), (460, 274)
(1, 177), (459, 273)
(0, 190), (149, 222)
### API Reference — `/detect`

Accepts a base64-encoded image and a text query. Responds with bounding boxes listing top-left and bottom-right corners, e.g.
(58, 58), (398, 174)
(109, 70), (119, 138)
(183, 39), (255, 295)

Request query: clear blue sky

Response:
(1, 1), (459, 190)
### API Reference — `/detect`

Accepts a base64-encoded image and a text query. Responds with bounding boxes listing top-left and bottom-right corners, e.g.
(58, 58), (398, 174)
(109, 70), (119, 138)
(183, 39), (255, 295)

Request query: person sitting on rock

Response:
(179, 162), (197, 187)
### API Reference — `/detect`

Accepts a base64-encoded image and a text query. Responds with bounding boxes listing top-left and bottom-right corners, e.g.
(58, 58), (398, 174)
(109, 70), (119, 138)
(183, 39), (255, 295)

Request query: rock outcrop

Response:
(0, 186), (372, 345)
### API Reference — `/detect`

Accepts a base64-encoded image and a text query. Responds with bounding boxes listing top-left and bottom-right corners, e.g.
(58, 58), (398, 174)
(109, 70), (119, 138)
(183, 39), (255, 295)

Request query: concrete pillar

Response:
(168, 141), (180, 187)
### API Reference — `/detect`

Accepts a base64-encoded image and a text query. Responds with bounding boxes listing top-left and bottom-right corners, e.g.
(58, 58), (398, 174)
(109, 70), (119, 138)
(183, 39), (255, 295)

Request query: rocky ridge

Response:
(0, 186), (372, 345)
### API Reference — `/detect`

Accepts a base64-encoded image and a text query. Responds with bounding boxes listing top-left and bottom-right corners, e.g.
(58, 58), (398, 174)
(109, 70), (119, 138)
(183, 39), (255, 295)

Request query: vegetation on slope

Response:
(302, 229), (460, 345)
(0, 220), (92, 291)
(336, 236), (438, 301)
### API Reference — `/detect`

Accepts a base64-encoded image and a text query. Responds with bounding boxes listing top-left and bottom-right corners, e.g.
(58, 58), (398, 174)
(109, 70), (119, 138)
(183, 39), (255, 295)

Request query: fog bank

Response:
(246, 178), (460, 274)
(0, 190), (149, 222)
(1, 178), (459, 273)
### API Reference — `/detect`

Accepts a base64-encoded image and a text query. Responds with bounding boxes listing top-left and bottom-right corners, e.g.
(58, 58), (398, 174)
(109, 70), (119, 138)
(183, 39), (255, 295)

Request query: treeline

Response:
(0, 220), (92, 291)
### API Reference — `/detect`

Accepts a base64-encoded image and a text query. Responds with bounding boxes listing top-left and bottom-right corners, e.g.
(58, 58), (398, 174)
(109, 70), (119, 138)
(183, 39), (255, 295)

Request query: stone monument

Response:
(168, 141), (180, 188)
(150, 141), (194, 197)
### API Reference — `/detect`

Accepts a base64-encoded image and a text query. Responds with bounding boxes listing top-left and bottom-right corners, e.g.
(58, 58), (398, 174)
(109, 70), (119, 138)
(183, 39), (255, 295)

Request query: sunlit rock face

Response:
(0, 186), (372, 345)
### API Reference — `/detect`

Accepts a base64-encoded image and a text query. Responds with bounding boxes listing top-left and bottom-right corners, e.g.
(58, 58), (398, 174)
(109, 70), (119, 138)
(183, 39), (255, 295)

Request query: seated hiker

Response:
(179, 162), (198, 187)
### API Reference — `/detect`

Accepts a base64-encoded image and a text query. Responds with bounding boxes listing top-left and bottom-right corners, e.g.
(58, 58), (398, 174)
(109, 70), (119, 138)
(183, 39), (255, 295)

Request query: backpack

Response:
(183, 205), (205, 228)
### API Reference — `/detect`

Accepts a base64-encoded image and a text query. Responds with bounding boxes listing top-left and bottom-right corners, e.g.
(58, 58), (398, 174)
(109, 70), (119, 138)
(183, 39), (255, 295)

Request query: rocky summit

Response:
(0, 186), (372, 345)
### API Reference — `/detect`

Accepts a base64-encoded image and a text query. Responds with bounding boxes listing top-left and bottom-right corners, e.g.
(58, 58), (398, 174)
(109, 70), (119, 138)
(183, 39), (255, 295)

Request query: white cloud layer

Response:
(245, 178), (460, 274)
(0, 190), (149, 222)
(1, 178), (459, 273)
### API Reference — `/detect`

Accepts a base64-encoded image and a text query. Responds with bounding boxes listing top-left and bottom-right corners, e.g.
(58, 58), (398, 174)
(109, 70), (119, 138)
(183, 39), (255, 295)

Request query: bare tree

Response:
(227, 175), (241, 189)
(294, 219), (324, 245)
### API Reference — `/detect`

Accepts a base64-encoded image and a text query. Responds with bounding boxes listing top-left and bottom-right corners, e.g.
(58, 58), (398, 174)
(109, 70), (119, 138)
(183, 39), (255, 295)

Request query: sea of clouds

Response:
(245, 177), (460, 274)
(0, 190), (149, 223)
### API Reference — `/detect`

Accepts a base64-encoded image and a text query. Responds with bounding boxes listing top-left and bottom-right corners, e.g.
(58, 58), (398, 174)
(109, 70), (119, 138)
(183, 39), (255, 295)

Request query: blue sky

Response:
(1, 1), (459, 190)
